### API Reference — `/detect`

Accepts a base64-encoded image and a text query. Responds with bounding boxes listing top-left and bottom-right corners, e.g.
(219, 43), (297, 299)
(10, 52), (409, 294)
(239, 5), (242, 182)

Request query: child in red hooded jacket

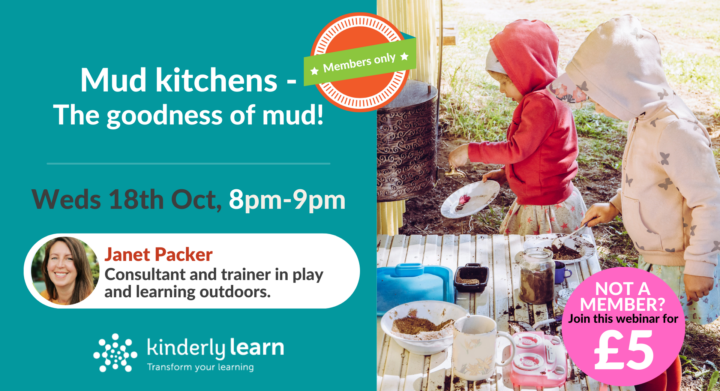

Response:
(449, 20), (586, 236)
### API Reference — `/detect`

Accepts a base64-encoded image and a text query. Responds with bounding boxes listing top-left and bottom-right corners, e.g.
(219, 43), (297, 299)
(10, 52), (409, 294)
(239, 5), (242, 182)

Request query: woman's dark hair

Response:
(42, 237), (94, 304)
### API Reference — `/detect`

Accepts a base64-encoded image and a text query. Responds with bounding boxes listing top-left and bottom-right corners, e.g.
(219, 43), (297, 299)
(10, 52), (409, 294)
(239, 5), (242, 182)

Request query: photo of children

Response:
(31, 237), (98, 305)
(376, 1), (719, 390)
(447, 19), (588, 237)
(560, 15), (719, 391)
(566, 13), (720, 328)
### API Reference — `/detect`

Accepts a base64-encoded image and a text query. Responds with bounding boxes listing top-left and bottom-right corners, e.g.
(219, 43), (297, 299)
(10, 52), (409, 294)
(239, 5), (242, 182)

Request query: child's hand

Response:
(581, 203), (619, 227)
(482, 169), (507, 185)
(684, 275), (715, 304)
(448, 145), (470, 168)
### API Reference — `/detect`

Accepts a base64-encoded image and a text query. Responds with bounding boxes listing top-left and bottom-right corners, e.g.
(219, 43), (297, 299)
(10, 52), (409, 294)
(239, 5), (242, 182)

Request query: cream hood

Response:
(565, 15), (673, 122)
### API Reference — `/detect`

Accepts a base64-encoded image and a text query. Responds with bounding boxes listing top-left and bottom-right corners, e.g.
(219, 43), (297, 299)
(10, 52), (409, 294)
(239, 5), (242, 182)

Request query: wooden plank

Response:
(434, 235), (461, 390)
(585, 238), (602, 276)
(435, 21), (458, 30)
(378, 317), (387, 367)
(424, 235), (442, 266)
(426, 350), (452, 390)
(449, 369), (464, 391)
(561, 285), (585, 391)
(381, 235), (418, 391)
(474, 235), (493, 320)
(564, 257), (583, 290)
(586, 378), (602, 391)
(493, 235), (514, 391)
(469, 235), (495, 391)
(388, 235), (410, 267)
(380, 339), (408, 391)
(404, 235), (445, 391)
(378, 327), (392, 391)
(397, 348), (411, 391)
(563, 352), (586, 391)
(402, 353), (426, 391)
(587, 254), (602, 276)
(458, 234), (475, 266)
(584, 226), (602, 276)
(398, 235), (434, 391)
(580, 233), (601, 278)
(406, 235), (426, 264)
(493, 234), (512, 329)
(577, 253), (593, 282)
(508, 235), (529, 324)
(456, 234), (474, 312)
(436, 21), (458, 46)
(436, 31), (457, 46)
(440, 235), (459, 272)
(436, 21), (458, 47)
(378, 234), (393, 267)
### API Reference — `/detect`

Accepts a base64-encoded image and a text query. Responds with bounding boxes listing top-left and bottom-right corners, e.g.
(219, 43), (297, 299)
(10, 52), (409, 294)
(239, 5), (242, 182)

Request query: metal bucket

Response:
(377, 80), (438, 202)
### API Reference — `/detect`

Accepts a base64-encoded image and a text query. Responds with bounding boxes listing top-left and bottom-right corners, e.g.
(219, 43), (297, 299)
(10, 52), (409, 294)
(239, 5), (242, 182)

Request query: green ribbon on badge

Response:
(304, 36), (417, 86)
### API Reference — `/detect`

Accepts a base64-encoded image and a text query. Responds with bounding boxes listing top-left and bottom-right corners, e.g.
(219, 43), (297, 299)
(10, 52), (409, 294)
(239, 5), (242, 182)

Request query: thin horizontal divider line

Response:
(47, 162), (331, 166)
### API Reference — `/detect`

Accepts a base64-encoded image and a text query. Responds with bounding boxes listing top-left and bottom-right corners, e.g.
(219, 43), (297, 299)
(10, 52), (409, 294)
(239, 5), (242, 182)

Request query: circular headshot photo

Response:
(31, 237), (97, 305)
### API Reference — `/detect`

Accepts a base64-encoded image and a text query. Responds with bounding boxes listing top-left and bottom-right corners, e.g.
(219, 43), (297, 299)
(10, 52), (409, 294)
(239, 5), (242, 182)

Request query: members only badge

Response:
(304, 13), (417, 112)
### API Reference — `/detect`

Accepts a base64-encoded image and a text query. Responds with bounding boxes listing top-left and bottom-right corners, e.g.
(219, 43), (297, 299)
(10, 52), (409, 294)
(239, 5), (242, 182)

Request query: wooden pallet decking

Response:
(376, 234), (636, 391)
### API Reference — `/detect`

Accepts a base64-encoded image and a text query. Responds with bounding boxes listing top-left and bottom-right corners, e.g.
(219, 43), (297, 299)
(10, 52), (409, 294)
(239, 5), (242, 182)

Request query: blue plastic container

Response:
(377, 263), (454, 315)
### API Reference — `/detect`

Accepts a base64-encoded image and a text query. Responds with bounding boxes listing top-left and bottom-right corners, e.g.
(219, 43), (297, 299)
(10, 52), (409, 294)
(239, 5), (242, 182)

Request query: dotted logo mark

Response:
(93, 333), (137, 372)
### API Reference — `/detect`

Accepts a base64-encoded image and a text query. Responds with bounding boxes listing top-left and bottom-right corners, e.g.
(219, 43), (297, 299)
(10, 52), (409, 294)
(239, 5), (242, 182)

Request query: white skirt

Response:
(499, 187), (588, 236)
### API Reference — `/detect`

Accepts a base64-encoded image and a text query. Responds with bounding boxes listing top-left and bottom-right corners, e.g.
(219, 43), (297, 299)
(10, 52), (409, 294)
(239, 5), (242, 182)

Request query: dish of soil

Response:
(391, 316), (455, 341)
(545, 244), (581, 260)
(393, 317), (453, 334)
(456, 275), (480, 285)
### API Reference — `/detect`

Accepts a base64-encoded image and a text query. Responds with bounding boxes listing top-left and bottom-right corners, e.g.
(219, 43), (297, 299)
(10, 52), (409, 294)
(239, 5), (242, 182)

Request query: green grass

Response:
(654, 6), (720, 47)
(573, 106), (626, 170)
(577, 138), (621, 168)
(597, 216), (639, 269)
(440, 19), (517, 141)
(664, 52), (720, 95)
(707, 371), (719, 390)
(472, 206), (507, 235)
(553, 13), (615, 32)
(573, 105), (626, 137)
(537, 0), (720, 46)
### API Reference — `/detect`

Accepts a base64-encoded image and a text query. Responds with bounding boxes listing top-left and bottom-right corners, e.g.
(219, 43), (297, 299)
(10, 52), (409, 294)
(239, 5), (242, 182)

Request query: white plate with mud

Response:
(441, 180), (501, 219)
(381, 301), (468, 355)
(523, 234), (595, 265)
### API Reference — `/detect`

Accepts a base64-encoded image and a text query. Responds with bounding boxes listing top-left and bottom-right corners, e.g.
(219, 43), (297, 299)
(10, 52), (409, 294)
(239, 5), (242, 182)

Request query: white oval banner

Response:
(25, 234), (360, 309)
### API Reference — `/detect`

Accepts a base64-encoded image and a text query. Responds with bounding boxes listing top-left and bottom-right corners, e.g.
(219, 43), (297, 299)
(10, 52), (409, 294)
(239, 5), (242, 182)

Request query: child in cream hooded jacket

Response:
(568, 15), (720, 322)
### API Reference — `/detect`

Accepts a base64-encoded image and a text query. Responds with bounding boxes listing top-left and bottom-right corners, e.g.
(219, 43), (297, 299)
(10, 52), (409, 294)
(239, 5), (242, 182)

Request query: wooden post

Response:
(376, 0), (437, 236)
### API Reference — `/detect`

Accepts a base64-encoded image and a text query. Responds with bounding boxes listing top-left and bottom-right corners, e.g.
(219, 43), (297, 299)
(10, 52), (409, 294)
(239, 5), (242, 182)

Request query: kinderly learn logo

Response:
(94, 333), (138, 372)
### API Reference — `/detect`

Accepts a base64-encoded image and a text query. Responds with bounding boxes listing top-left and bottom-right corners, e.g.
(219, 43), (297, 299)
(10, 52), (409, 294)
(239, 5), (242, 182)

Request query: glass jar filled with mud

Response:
(518, 248), (555, 304)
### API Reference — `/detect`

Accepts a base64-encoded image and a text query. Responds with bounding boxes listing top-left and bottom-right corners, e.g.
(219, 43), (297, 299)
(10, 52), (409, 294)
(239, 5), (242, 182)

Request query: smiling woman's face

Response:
(47, 241), (77, 288)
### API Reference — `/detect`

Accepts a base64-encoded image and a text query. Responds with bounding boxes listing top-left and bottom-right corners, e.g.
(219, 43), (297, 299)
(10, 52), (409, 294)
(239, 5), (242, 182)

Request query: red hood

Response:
(490, 20), (559, 95)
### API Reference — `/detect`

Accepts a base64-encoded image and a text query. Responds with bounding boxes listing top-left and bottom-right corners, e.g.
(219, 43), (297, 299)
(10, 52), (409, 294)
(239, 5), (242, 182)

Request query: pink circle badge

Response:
(562, 267), (685, 386)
